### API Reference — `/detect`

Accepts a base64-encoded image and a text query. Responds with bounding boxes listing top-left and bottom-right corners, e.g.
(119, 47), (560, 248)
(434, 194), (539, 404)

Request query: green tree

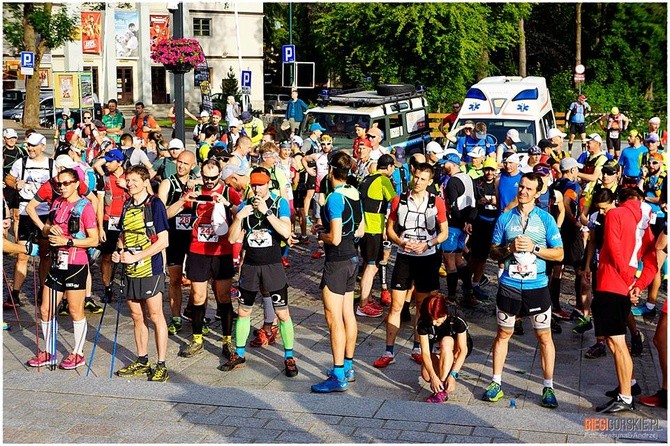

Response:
(220, 66), (242, 104)
(3, 3), (78, 128)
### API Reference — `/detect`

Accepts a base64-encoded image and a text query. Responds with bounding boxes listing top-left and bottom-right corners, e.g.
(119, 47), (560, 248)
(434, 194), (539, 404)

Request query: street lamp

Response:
(167, 1), (185, 142)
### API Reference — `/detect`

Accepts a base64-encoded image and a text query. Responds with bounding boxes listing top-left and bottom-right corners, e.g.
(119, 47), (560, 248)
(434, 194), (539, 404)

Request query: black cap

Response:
(538, 138), (558, 150)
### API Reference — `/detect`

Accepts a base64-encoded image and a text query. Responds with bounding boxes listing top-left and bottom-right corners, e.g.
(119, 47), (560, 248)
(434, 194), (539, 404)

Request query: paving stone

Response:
(518, 430), (568, 443)
(427, 423), (474, 435)
(174, 402), (218, 414)
(265, 417), (317, 431)
(232, 427), (283, 441)
(339, 417), (384, 428)
(276, 431), (322, 442)
(567, 434), (615, 443)
(66, 423), (119, 437)
(180, 411), (227, 425)
(221, 416), (269, 428)
(472, 426), (520, 439)
(444, 434), (494, 443)
(397, 430), (446, 443)
(309, 423), (357, 436)
(382, 419), (429, 432)
(353, 427), (402, 441)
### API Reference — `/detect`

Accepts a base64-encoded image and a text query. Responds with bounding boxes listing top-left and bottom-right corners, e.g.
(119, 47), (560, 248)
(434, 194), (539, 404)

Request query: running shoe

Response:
(552, 309), (572, 321)
(58, 301), (69, 316)
(230, 287), (240, 300)
(221, 338), (235, 359)
(27, 350), (56, 367)
(311, 376), (348, 393)
(596, 396), (635, 413)
(179, 340), (204, 358)
(218, 353), (246, 371)
(630, 330), (644, 357)
(642, 307), (658, 322)
(148, 364), (169, 382)
(605, 383), (641, 398)
(284, 358), (299, 377)
(281, 256), (290, 268)
(482, 381), (504, 402)
(250, 326), (278, 347)
(380, 289), (391, 305)
(311, 249), (325, 259)
(426, 391), (448, 403)
(3, 298), (22, 309)
(326, 368), (357, 382)
(585, 341), (607, 359)
(639, 390), (668, 408)
(356, 302), (383, 318)
(513, 319), (524, 336)
(369, 300), (384, 311)
(2, 322), (9, 331)
(410, 348), (423, 365)
(299, 235), (310, 244)
(438, 266), (447, 277)
(631, 303), (655, 317)
(116, 360), (151, 377)
(59, 353), (85, 370)
(472, 285), (489, 300)
(202, 319), (210, 335)
(541, 387), (558, 408)
(373, 352), (396, 368)
(572, 316), (593, 334)
(167, 317), (183, 335)
(84, 298), (103, 314)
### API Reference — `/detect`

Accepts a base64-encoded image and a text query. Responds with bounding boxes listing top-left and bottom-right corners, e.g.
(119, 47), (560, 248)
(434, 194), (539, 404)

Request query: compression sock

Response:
(447, 272), (458, 297)
(217, 301), (234, 336)
(235, 316), (251, 357)
(379, 262), (388, 289)
(333, 365), (345, 381)
(72, 318), (88, 356)
(458, 265), (472, 291)
(344, 357), (353, 372)
(191, 304), (207, 336)
(262, 295), (277, 326)
(550, 280), (561, 311)
(279, 318), (295, 355)
(40, 319), (58, 356)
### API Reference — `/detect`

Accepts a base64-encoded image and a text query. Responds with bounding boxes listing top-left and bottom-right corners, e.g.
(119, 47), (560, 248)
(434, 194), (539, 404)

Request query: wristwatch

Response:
(426, 239), (434, 249)
(265, 209), (273, 217)
(533, 244), (541, 254)
(449, 371), (459, 380)
(66, 238), (74, 248)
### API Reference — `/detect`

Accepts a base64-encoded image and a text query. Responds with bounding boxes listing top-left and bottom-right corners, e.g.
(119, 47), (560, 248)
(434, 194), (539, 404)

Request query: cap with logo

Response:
(538, 138), (558, 150)
(103, 149), (126, 163)
(291, 135), (303, 146)
(587, 133), (603, 144)
(528, 145), (542, 155)
(533, 163), (552, 177)
(559, 157), (583, 171)
(440, 152), (462, 166)
(482, 157), (498, 170)
(602, 160), (621, 175)
(62, 108), (71, 116)
(212, 110), (222, 117)
(645, 133), (660, 143)
(502, 152), (520, 164)
(168, 138), (185, 150)
(467, 146), (486, 159)
(321, 134), (333, 143)
(309, 122), (326, 132)
(628, 129), (640, 139)
(241, 111), (253, 122)
(426, 141), (444, 156)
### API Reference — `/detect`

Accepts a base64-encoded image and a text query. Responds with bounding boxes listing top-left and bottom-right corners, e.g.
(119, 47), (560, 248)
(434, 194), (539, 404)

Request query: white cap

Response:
(291, 135), (303, 146)
(3, 128), (18, 139)
(506, 129), (521, 143)
(504, 153), (521, 164)
(587, 133), (603, 144)
(62, 107), (71, 116)
(547, 128), (567, 139)
(467, 146), (486, 158)
(26, 133), (46, 146)
(443, 148), (461, 158)
(649, 117), (661, 125)
(426, 141), (444, 156)
(559, 157), (583, 171)
(55, 155), (77, 169)
(229, 118), (241, 128)
(168, 138), (185, 149)
(200, 110), (210, 117)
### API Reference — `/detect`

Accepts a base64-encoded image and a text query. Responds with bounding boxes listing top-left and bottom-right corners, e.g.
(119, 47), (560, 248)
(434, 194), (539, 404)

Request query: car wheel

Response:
(376, 84), (416, 96)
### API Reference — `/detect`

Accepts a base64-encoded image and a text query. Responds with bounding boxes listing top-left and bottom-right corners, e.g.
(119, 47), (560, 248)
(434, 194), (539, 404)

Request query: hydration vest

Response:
(396, 192), (438, 241)
(359, 173), (388, 214)
(120, 194), (159, 244)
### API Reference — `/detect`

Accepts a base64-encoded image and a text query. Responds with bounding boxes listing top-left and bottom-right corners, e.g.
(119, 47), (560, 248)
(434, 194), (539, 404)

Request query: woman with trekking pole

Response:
(27, 168), (99, 369)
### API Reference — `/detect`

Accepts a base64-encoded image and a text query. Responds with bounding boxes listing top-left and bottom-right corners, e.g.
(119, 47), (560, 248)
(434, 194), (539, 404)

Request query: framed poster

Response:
(115, 10), (140, 58)
(53, 72), (81, 108)
(149, 14), (170, 51)
(80, 72), (94, 108)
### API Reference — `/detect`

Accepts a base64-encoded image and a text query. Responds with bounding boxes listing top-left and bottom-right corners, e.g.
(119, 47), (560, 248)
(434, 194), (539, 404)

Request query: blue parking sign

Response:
(20, 51), (34, 69)
(241, 70), (252, 88)
(282, 45), (295, 64)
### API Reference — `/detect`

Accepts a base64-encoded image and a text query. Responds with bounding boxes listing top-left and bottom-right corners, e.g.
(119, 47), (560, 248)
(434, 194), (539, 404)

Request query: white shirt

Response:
(369, 146), (389, 162)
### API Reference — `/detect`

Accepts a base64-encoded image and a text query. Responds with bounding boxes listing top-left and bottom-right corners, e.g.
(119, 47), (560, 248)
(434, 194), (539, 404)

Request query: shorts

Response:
(391, 252), (441, 293)
(238, 263), (287, 294)
(100, 220), (121, 255)
(561, 229), (584, 268)
(441, 226), (467, 253)
(592, 291), (631, 337)
(320, 257), (358, 295)
(469, 219), (496, 260)
(166, 231), (191, 266)
(239, 283), (289, 309)
(570, 122), (586, 135)
(305, 174), (316, 190)
(186, 252), (234, 282)
(4, 187), (20, 209)
(359, 233), (383, 264)
(495, 284), (552, 330)
(45, 264), (89, 292)
(124, 274), (165, 300)
(18, 214), (48, 242)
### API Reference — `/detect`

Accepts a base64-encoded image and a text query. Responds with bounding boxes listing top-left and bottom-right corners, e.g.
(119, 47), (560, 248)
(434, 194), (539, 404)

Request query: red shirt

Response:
(35, 176), (89, 205)
(187, 183), (241, 256)
(102, 173), (128, 221)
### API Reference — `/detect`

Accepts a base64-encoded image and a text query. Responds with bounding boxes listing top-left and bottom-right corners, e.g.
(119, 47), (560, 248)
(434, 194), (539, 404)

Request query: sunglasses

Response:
(168, 147), (182, 151)
(648, 161), (660, 166)
(366, 134), (377, 139)
(202, 174), (219, 182)
(55, 180), (77, 188)
(83, 117), (92, 120)
(321, 142), (332, 146)
(602, 170), (617, 175)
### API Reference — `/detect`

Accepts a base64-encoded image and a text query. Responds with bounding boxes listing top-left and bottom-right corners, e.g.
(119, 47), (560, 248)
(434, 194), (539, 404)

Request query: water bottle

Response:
(509, 398), (517, 409)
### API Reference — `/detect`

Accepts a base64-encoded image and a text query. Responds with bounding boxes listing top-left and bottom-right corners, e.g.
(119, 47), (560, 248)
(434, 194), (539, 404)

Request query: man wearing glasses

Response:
(302, 134), (335, 259)
(367, 127), (389, 172)
(4, 133), (58, 308)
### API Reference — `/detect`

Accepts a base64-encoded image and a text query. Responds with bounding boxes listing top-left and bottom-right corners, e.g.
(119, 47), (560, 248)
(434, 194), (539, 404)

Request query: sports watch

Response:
(265, 209), (273, 217)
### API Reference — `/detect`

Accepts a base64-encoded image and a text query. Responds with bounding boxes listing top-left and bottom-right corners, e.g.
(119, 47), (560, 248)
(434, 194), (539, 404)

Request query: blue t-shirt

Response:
(321, 184), (362, 262)
(457, 135), (495, 162)
(492, 206), (563, 290)
(569, 101), (590, 124)
(618, 145), (648, 178)
(498, 172), (522, 214)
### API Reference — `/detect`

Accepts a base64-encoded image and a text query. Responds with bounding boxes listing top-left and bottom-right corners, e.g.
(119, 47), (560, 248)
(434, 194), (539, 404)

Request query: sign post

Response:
(574, 64), (585, 93)
(282, 45), (296, 88)
(241, 70), (252, 110)
(20, 51), (35, 76)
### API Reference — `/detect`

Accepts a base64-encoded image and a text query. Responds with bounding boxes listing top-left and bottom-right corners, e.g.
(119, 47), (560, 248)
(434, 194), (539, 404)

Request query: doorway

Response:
(151, 66), (167, 104)
(116, 67), (133, 105)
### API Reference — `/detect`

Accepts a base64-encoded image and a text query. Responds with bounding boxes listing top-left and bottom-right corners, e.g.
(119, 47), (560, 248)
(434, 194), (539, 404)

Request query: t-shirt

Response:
(388, 192), (448, 257)
(102, 112), (125, 143)
(9, 157), (58, 215)
(492, 206), (563, 290)
(369, 146), (389, 162)
(50, 197), (97, 266)
(99, 173), (128, 223)
(187, 183), (241, 256)
(569, 101), (590, 124)
(119, 195), (169, 278)
(457, 135), (495, 162)
(321, 184), (362, 262)
(417, 313), (468, 350)
(498, 172), (522, 214)
(362, 174), (396, 234)
(35, 176), (89, 205)
(121, 146), (151, 167)
(618, 145), (648, 178)
(152, 157), (178, 180)
(239, 192), (290, 265)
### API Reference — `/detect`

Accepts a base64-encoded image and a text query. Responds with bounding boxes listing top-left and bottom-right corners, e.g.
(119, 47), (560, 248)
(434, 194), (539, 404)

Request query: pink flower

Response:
(150, 38), (205, 66)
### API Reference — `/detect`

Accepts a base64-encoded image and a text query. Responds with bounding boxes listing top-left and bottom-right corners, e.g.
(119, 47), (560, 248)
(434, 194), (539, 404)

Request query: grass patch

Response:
(156, 119), (198, 127)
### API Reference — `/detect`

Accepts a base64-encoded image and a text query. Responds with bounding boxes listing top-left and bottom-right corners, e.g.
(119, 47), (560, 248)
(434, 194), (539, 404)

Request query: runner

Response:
(566, 94), (591, 152)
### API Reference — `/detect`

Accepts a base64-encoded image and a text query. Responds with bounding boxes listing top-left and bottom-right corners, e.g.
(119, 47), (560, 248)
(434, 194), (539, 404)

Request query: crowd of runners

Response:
(2, 95), (667, 414)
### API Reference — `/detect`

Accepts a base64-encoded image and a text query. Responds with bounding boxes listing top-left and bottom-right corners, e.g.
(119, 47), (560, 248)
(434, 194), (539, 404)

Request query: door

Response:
(151, 66), (167, 104)
(116, 67), (133, 105)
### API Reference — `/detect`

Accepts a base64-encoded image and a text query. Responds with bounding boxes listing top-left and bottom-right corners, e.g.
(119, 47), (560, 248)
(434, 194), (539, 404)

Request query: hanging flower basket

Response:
(150, 38), (205, 73)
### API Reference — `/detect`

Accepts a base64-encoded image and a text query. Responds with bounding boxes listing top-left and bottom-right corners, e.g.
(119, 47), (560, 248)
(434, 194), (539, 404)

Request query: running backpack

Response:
(359, 173), (388, 214)
(119, 194), (159, 243)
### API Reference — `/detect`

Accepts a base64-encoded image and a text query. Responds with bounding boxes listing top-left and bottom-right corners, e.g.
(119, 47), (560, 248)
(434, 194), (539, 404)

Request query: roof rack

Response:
(317, 89), (424, 108)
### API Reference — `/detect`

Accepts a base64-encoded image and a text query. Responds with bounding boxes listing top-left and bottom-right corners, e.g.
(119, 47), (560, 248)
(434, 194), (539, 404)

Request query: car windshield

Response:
(447, 119), (537, 153)
(300, 112), (369, 140)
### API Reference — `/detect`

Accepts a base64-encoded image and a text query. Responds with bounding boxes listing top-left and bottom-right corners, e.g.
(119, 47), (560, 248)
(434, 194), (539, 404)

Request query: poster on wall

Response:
(53, 72), (81, 108)
(39, 69), (51, 88)
(149, 14), (170, 51)
(115, 10), (140, 58)
(81, 11), (102, 54)
(80, 72), (94, 108)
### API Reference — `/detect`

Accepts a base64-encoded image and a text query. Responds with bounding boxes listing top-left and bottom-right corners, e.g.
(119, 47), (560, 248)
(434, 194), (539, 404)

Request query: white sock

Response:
(631, 379), (637, 386)
(543, 379), (553, 388)
(492, 374), (502, 385)
(72, 318), (88, 356)
(646, 302), (655, 310)
(619, 394), (633, 404)
(262, 295), (276, 326)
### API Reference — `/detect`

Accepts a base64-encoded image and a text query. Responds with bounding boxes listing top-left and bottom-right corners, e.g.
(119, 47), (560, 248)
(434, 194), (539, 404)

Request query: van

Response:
(447, 76), (556, 155)
(299, 85), (431, 160)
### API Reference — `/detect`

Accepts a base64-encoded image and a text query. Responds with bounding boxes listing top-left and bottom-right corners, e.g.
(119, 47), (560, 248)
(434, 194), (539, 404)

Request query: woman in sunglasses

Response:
(27, 168), (99, 369)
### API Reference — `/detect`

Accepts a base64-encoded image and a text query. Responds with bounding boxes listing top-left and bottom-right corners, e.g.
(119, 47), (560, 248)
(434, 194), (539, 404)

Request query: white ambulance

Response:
(448, 76), (557, 153)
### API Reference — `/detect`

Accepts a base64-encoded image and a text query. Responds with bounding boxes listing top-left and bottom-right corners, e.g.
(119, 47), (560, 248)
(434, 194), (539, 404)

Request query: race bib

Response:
(56, 250), (69, 270)
(175, 214), (193, 231)
(508, 262), (537, 280)
(650, 212), (658, 225)
(197, 224), (219, 243)
(108, 216), (120, 231)
(127, 247), (146, 268)
(609, 130), (619, 139)
(248, 229), (272, 248)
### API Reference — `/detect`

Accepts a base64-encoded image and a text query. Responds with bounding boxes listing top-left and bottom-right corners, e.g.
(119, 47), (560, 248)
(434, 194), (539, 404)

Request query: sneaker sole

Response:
(541, 401), (558, 409)
(59, 361), (85, 370)
(27, 361), (57, 368)
(483, 391), (504, 402)
(116, 370), (151, 377)
(219, 363), (246, 372)
(311, 385), (348, 393)
(355, 310), (383, 317)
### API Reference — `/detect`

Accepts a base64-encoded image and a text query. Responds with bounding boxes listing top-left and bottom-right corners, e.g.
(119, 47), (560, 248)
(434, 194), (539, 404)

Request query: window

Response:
(193, 18), (211, 36)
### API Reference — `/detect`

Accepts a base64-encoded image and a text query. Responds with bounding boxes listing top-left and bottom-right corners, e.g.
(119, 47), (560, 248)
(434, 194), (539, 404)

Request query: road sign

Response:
(20, 51), (34, 76)
(241, 70), (252, 88)
(282, 45), (295, 64)
(573, 73), (585, 83)
(575, 64), (585, 74)
(241, 86), (251, 95)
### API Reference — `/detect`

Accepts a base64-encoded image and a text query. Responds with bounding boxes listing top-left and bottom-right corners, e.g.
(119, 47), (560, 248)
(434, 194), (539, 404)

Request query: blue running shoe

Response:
(631, 304), (654, 317)
(325, 368), (356, 382)
(482, 381), (504, 402)
(541, 386), (558, 408)
(311, 376), (348, 393)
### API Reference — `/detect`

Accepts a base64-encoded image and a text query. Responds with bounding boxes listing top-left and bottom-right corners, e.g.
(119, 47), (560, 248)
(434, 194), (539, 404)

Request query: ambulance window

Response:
(388, 114), (404, 139)
(541, 111), (555, 135)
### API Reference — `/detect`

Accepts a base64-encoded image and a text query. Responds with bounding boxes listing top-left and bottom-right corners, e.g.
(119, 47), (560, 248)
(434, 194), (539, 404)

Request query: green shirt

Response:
(102, 112), (125, 143)
(363, 174), (396, 234)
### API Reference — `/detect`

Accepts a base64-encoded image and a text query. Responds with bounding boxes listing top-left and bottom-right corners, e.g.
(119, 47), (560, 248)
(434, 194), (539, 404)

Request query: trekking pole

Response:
(2, 268), (21, 327)
(85, 264), (116, 377)
(32, 255), (41, 372)
(109, 259), (124, 378)
(49, 284), (58, 371)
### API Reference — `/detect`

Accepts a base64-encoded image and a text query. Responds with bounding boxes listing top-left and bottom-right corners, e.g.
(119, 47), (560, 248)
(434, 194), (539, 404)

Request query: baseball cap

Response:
(229, 118), (241, 128)
(279, 140), (292, 149)
(538, 138), (558, 150)
(628, 129), (640, 139)
(200, 110), (210, 118)
(587, 133), (603, 144)
(602, 160), (621, 175)
(54, 155), (76, 169)
(212, 110), (222, 117)
(94, 120), (107, 131)
(220, 164), (248, 180)
(291, 135), (303, 146)
(103, 149), (125, 163)
(463, 120), (475, 129)
(528, 145), (542, 155)
(578, 94), (587, 100)
(366, 127), (383, 139)
(321, 134), (333, 143)
(467, 146), (486, 159)
(426, 141), (444, 155)
(358, 139), (372, 148)
(26, 133), (46, 146)
(377, 154), (395, 170)
(503, 152), (520, 164)
(241, 111), (253, 122)
(354, 120), (368, 129)
(649, 152), (664, 162)
(440, 153), (461, 166)
(309, 122), (326, 132)
(547, 128), (566, 139)
(168, 138), (185, 150)
(249, 169), (271, 185)
(533, 163), (552, 177)
(3, 128), (18, 139)
(62, 108), (71, 116)
(506, 129), (521, 143)
(482, 157), (498, 170)
(611, 107), (619, 115)
(649, 117), (661, 125)
(645, 133), (660, 143)
(559, 157), (582, 171)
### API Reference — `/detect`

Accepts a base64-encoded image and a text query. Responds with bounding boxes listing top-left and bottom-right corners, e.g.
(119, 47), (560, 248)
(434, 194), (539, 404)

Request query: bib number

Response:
(197, 224), (219, 243)
(248, 230), (272, 248)
(175, 214), (193, 231)
(108, 216), (120, 231)
(650, 212), (658, 225)
(56, 250), (69, 270)
(508, 262), (537, 280)
(609, 130), (619, 139)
